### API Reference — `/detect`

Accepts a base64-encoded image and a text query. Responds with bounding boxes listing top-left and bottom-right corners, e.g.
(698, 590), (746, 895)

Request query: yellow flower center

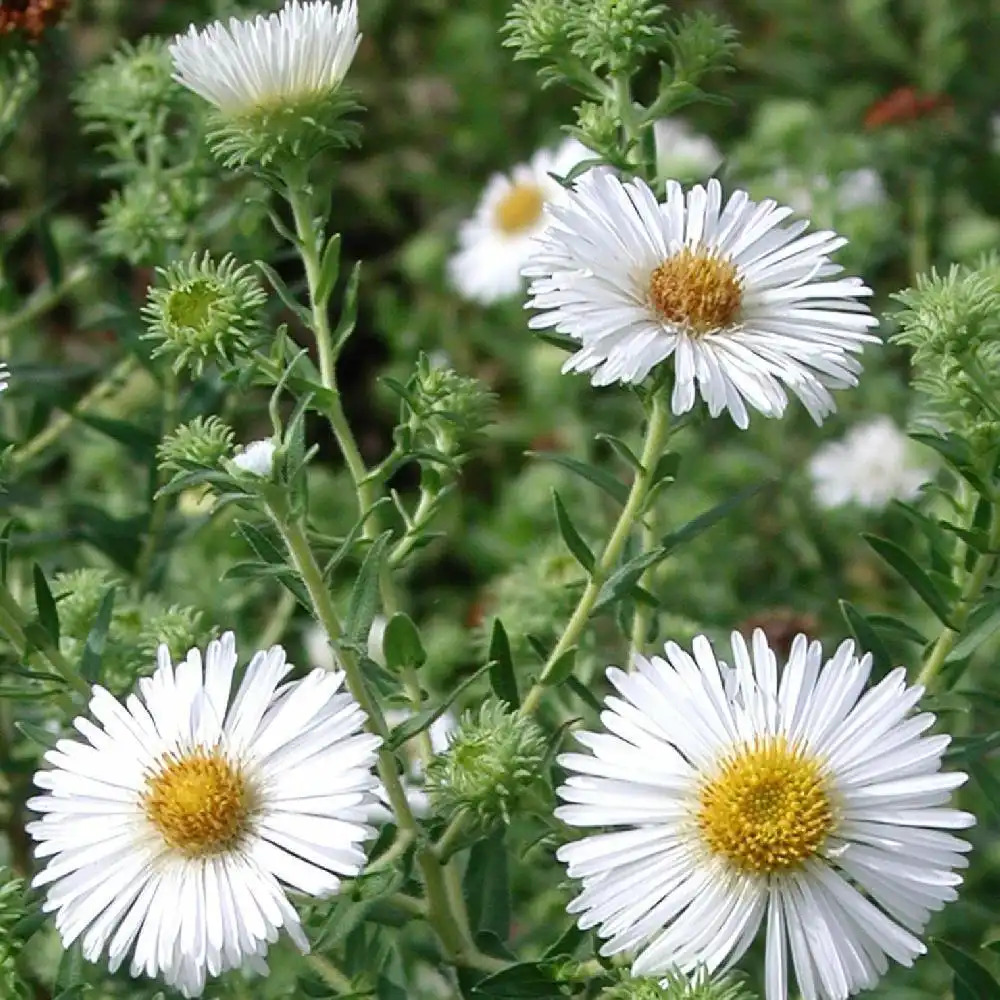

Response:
(648, 247), (743, 335)
(494, 183), (545, 235)
(697, 736), (833, 875)
(144, 747), (252, 857)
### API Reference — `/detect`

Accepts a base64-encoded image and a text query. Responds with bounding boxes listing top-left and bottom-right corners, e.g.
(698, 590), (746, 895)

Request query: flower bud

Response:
(426, 698), (547, 831)
(142, 252), (267, 374)
(601, 971), (757, 1000)
(158, 416), (236, 477)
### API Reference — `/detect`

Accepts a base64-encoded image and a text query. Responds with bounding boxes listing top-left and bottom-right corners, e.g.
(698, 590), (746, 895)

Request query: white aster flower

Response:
(808, 417), (934, 510)
(524, 173), (880, 427)
(0, 363), (9, 393)
(28, 633), (381, 997)
(653, 118), (722, 180)
(556, 630), (973, 1000)
(448, 138), (591, 305)
(231, 439), (276, 478)
(170, 0), (360, 115)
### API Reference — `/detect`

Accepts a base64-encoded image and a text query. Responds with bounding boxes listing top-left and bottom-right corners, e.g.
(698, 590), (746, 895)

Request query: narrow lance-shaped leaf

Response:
(488, 618), (519, 709)
(80, 587), (117, 684)
(863, 534), (956, 627)
(552, 490), (595, 573)
(33, 564), (59, 647)
(345, 531), (393, 644)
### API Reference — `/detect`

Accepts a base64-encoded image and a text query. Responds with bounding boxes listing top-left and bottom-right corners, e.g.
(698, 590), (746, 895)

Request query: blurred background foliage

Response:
(3, 0), (1000, 998)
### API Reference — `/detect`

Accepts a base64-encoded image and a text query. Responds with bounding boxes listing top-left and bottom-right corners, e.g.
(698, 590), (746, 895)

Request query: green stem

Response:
(916, 501), (1000, 688)
(0, 264), (91, 339)
(521, 394), (672, 714)
(135, 370), (180, 593)
(271, 513), (473, 963)
(389, 488), (440, 569)
(306, 955), (357, 995)
(628, 506), (659, 661)
(9, 356), (139, 471)
(908, 168), (933, 279)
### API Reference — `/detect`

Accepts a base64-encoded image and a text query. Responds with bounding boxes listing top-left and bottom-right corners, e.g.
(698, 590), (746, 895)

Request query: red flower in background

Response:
(0, 0), (70, 39)
(864, 86), (952, 130)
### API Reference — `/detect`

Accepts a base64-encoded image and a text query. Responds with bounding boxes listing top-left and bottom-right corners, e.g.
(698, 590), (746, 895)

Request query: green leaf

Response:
(910, 432), (990, 495)
(80, 587), (116, 683)
(534, 329), (578, 354)
(345, 531), (393, 644)
(382, 612), (426, 672)
(661, 481), (771, 556)
(565, 675), (603, 714)
(552, 490), (595, 573)
(968, 761), (1000, 825)
(256, 260), (312, 328)
(594, 432), (641, 471)
(315, 233), (342, 305)
(932, 939), (1000, 1000)
(946, 598), (1000, 662)
(332, 261), (362, 354)
(0, 521), (16, 585)
(472, 961), (562, 998)
(542, 923), (585, 961)
(464, 830), (511, 942)
(33, 564), (59, 646)
(14, 720), (59, 749)
(863, 534), (956, 627)
(235, 520), (286, 566)
(386, 661), (492, 751)
(593, 548), (664, 612)
(864, 613), (928, 647)
(542, 647), (577, 688)
(75, 414), (158, 460)
(488, 618), (519, 709)
(528, 451), (628, 505)
(839, 601), (891, 675)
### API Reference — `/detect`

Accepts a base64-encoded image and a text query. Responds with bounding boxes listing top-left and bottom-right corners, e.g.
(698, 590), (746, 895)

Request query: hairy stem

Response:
(521, 394), (672, 714)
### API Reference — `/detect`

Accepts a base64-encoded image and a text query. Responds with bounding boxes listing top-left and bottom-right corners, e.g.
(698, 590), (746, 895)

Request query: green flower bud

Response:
(665, 12), (740, 85)
(74, 38), (181, 132)
(602, 971), (756, 1000)
(568, 0), (668, 75)
(158, 416), (236, 476)
(51, 569), (120, 641)
(503, 0), (573, 67)
(135, 603), (209, 665)
(0, 50), (38, 150)
(142, 252), (268, 374)
(98, 176), (206, 267)
(404, 356), (496, 464)
(426, 698), (548, 831)
(571, 102), (622, 162)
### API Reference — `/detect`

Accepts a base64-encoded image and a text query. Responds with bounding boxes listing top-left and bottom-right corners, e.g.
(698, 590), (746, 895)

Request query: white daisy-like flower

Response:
(231, 439), (276, 478)
(28, 633), (381, 997)
(524, 172), (880, 427)
(556, 631), (973, 1000)
(808, 417), (934, 510)
(653, 118), (722, 180)
(448, 138), (591, 305)
(170, 0), (360, 115)
(0, 363), (9, 393)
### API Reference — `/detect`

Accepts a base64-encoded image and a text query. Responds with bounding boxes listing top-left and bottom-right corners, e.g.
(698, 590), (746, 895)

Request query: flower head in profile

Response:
(231, 439), (277, 478)
(449, 138), (590, 305)
(524, 173), (879, 428)
(556, 630), (973, 1000)
(28, 633), (380, 997)
(170, 0), (361, 166)
(808, 417), (934, 510)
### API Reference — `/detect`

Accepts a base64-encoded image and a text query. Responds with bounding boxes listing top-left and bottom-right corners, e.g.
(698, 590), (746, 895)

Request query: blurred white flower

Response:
(557, 631), (972, 1000)
(836, 167), (887, 212)
(231, 439), (276, 477)
(809, 417), (934, 510)
(367, 614), (388, 666)
(653, 117), (721, 179)
(448, 138), (590, 305)
(170, 0), (360, 115)
(774, 167), (887, 217)
(28, 633), (381, 997)
(525, 172), (879, 427)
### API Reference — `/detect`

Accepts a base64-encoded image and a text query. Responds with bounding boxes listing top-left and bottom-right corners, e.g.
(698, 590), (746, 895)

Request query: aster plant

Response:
(0, 1), (999, 1000)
